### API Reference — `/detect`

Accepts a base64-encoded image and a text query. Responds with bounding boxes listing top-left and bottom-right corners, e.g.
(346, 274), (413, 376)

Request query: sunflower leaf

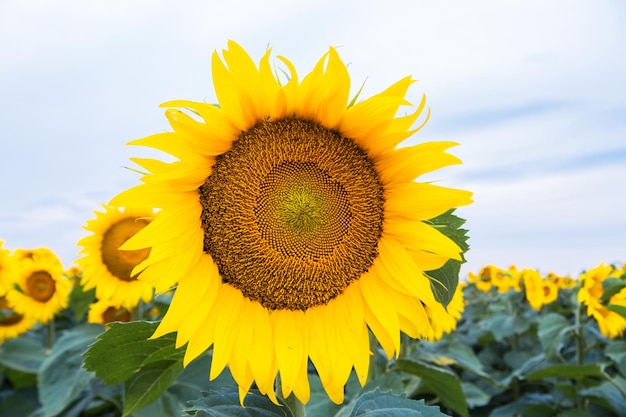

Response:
(183, 387), (293, 416)
(0, 336), (47, 374)
(122, 359), (184, 417)
(394, 358), (469, 417)
(83, 321), (183, 386)
(426, 209), (469, 307)
(343, 388), (450, 417)
(38, 324), (104, 417)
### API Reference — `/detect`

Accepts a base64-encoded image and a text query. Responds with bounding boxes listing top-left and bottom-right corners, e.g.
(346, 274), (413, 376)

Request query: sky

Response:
(1, 0), (625, 278)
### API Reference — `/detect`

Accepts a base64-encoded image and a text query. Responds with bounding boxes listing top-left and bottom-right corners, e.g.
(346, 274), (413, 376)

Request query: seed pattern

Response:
(200, 118), (384, 310)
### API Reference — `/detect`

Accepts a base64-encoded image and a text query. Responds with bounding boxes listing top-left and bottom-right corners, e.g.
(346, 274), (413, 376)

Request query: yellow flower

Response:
(0, 295), (36, 343)
(546, 272), (577, 289)
(522, 269), (546, 310)
(6, 248), (71, 324)
(87, 300), (131, 325)
(578, 263), (626, 339)
(109, 41), (472, 404)
(468, 265), (500, 293)
(77, 205), (155, 309)
(425, 284), (465, 341)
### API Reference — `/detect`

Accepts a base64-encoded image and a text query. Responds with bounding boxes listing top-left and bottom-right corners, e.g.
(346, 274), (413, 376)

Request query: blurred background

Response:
(1, 0), (624, 277)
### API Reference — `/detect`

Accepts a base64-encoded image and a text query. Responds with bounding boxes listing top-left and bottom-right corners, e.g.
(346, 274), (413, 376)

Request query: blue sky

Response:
(1, 0), (625, 277)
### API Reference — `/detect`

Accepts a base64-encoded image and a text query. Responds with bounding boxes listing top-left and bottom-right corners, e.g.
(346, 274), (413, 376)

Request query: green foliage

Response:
(38, 324), (104, 417)
(184, 387), (293, 417)
(427, 210), (469, 307)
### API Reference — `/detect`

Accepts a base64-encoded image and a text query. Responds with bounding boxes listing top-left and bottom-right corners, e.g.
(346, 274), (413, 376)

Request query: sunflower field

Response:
(2, 41), (626, 416)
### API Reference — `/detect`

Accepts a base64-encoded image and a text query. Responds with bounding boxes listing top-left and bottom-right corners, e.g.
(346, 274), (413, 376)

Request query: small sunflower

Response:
(468, 265), (498, 293)
(77, 205), (155, 309)
(87, 300), (131, 326)
(110, 41), (472, 404)
(0, 295), (36, 343)
(6, 248), (71, 324)
(578, 263), (626, 339)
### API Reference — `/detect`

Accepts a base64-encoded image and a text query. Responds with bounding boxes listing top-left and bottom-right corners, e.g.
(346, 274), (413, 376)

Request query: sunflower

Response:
(77, 205), (155, 309)
(578, 263), (626, 339)
(6, 248), (71, 324)
(0, 295), (37, 343)
(87, 300), (131, 326)
(110, 41), (472, 404)
(468, 265), (498, 293)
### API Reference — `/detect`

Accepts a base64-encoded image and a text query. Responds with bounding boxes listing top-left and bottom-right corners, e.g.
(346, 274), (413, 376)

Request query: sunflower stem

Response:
(132, 300), (144, 322)
(276, 376), (306, 417)
(282, 393), (306, 417)
(46, 320), (56, 351)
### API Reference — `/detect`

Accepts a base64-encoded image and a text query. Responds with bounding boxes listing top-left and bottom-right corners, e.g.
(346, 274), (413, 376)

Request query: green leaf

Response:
(461, 382), (490, 408)
(0, 337), (46, 373)
(122, 360), (184, 417)
(426, 210), (469, 307)
(395, 358), (468, 417)
(348, 389), (450, 416)
(555, 410), (596, 417)
(183, 387), (293, 416)
(0, 390), (40, 416)
(537, 313), (572, 358)
(605, 340), (626, 377)
(38, 324), (104, 417)
(600, 278), (626, 304)
(68, 283), (96, 321)
(306, 373), (343, 417)
(83, 321), (183, 385)
(607, 304), (626, 320)
(580, 376), (626, 415)
(525, 364), (605, 381)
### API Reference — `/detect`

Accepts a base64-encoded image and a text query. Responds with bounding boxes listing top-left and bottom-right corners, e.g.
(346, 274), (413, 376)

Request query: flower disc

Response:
(201, 118), (384, 310)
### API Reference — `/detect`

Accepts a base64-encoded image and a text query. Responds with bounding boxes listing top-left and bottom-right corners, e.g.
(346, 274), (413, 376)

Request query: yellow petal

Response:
(385, 182), (473, 222)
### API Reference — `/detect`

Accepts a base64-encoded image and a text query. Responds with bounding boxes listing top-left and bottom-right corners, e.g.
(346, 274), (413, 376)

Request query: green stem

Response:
(131, 299), (144, 322)
(46, 320), (56, 351)
(277, 376), (306, 417)
(602, 370), (626, 401)
(574, 302), (586, 410)
(282, 392), (306, 417)
(575, 302), (584, 366)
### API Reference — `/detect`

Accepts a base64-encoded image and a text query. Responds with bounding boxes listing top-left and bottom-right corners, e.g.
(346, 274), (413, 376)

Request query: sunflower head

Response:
(87, 300), (132, 327)
(77, 205), (155, 309)
(6, 247), (71, 324)
(109, 41), (472, 405)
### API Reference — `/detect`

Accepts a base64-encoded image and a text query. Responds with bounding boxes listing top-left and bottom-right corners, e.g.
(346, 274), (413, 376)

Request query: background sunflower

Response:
(77, 205), (155, 309)
(6, 247), (70, 324)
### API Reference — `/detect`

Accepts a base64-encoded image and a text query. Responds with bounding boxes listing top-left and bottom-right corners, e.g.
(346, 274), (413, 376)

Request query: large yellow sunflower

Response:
(110, 41), (472, 404)
(77, 205), (155, 309)
(6, 248), (71, 324)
